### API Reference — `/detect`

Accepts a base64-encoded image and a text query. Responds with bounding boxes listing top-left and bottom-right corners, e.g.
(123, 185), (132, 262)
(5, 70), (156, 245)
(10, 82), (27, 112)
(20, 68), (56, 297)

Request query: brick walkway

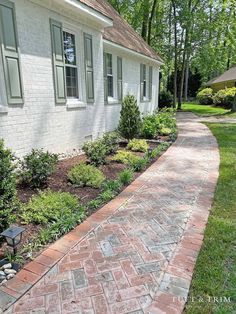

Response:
(1, 112), (220, 314)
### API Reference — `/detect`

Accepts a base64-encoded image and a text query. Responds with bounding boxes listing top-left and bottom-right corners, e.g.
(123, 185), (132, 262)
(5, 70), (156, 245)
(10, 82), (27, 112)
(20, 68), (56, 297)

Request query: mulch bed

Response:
(0, 139), (169, 263)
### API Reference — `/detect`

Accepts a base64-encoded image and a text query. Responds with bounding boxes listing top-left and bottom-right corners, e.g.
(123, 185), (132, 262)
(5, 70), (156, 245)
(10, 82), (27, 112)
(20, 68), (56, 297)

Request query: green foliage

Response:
(20, 190), (81, 225)
(213, 88), (236, 109)
(87, 198), (103, 210)
(112, 150), (137, 164)
(159, 127), (172, 136)
(102, 179), (121, 193)
(68, 163), (105, 188)
(149, 142), (171, 159)
(82, 139), (107, 166)
(129, 156), (148, 172)
(100, 189), (115, 202)
(127, 139), (148, 152)
(118, 95), (142, 140)
(141, 115), (157, 139)
(196, 88), (214, 105)
(141, 110), (176, 139)
(20, 149), (58, 188)
(118, 168), (134, 185)
(102, 132), (120, 155)
(0, 139), (17, 233)
(159, 90), (173, 108)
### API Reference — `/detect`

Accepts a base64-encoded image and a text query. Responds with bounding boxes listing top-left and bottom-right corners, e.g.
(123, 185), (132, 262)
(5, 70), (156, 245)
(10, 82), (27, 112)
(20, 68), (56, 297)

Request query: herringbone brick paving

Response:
(1, 113), (219, 313)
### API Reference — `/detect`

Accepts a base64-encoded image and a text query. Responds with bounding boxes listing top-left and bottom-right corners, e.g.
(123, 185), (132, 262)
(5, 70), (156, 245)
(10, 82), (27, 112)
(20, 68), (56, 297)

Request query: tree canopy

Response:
(108, 0), (236, 107)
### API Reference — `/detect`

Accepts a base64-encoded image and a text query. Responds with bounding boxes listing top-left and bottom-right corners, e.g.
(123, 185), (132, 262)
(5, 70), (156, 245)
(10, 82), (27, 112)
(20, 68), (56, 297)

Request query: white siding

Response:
(0, 0), (160, 157)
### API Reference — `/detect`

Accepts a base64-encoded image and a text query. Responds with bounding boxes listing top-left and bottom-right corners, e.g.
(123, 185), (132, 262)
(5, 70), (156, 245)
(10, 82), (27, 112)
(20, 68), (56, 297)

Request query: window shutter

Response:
(117, 57), (122, 101)
(84, 33), (94, 103)
(50, 19), (66, 104)
(140, 64), (144, 101)
(149, 66), (153, 100)
(103, 53), (108, 102)
(0, 0), (23, 104)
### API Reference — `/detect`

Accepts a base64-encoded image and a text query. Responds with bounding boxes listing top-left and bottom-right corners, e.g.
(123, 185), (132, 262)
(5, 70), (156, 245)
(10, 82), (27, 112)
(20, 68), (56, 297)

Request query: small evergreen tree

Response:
(118, 95), (141, 140)
(0, 139), (17, 233)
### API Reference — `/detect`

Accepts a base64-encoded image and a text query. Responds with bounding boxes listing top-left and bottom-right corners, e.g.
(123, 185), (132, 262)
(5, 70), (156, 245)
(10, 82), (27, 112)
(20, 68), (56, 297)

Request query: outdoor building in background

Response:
(0, 0), (163, 157)
(206, 65), (236, 92)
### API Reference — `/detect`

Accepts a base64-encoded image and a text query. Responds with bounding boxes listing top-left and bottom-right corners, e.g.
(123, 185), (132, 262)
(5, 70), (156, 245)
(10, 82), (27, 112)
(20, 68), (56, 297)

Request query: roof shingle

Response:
(79, 0), (163, 63)
(207, 66), (236, 85)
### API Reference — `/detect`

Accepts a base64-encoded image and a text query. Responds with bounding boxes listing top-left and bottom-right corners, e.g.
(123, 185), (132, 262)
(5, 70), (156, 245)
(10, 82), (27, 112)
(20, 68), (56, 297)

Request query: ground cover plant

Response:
(186, 123), (236, 314)
(127, 139), (148, 152)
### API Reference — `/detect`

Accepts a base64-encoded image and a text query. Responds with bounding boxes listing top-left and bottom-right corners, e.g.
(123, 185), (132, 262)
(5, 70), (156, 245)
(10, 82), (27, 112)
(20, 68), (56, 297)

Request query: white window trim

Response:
(62, 25), (86, 108)
(141, 64), (152, 103)
(105, 52), (120, 104)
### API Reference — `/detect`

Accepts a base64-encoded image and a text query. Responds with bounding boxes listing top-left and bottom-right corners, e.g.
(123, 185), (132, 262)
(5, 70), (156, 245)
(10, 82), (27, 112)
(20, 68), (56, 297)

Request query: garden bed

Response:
(0, 140), (171, 268)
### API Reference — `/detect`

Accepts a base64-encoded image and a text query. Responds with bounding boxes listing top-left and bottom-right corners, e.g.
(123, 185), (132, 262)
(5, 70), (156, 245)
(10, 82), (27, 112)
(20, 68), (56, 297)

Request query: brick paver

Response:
(1, 112), (220, 313)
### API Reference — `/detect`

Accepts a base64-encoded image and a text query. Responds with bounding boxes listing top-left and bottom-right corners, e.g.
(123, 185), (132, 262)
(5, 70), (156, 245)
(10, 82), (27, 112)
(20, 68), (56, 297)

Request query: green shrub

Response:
(159, 127), (172, 136)
(112, 150), (137, 164)
(0, 140), (17, 233)
(129, 156), (148, 172)
(20, 191), (81, 225)
(102, 179), (121, 193)
(87, 199), (103, 210)
(118, 168), (134, 185)
(118, 95), (142, 140)
(127, 139), (148, 152)
(141, 115), (157, 139)
(196, 88), (214, 105)
(156, 110), (176, 131)
(102, 132), (120, 155)
(213, 87), (236, 109)
(68, 163), (105, 188)
(83, 139), (107, 166)
(159, 90), (173, 108)
(20, 149), (58, 188)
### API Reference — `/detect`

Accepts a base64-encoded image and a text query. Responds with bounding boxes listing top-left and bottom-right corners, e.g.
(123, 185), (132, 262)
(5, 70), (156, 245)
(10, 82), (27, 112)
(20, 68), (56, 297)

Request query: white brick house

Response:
(0, 0), (163, 157)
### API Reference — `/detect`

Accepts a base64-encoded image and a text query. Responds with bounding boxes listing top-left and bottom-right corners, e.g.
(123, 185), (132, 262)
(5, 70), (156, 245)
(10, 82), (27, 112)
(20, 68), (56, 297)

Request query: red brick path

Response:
(0, 113), (220, 314)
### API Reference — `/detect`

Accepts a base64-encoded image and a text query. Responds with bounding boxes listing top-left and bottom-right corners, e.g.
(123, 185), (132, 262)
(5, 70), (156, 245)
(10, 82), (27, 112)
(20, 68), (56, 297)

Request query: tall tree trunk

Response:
(172, 0), (178, 108)
(184, 55), (190, 101)
(147, 0), (158, 45)
(141, 1), (150, 41)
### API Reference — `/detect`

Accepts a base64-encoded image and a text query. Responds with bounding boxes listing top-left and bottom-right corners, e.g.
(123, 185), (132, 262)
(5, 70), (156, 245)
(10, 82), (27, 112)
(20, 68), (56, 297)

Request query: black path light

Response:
(1, 226), (25, 255)
(147, 147), (153, 157)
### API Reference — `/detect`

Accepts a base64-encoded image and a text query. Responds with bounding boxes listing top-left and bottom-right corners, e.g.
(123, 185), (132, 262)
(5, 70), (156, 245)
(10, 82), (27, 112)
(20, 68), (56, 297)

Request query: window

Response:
(106, 53), (113, 97)
(140, 64), (147, 101)
(117, 57), (123, 101)
(63, 31), (78, 98)
(84, 33), (94, 102)
(0, 0), (23, 104)
(149, 66), (153, 100)
(141, 64), (153, 101)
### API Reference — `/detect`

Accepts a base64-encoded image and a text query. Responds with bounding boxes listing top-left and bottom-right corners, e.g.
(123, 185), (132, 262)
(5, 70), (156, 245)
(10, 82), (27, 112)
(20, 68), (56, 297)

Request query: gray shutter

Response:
(117, 57), (123, 101)
(50, 19), (66, 104)
(103, 53), (108, 102)
(0, 0), (23, 104)
(84, 33), (94, 103)
(140, 64), (144, 101)
(149, 66), (153, 100)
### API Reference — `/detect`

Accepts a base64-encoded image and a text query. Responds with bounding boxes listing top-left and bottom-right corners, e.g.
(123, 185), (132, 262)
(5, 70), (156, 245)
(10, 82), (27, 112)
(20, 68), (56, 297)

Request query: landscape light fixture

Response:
(1, 226), (25, 255)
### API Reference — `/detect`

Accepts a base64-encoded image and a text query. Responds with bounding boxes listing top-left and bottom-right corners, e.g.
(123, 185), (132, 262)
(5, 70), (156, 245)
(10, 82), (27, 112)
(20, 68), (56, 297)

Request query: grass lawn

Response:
(181, 102), (232, 116)
(185, 123), (236, 313)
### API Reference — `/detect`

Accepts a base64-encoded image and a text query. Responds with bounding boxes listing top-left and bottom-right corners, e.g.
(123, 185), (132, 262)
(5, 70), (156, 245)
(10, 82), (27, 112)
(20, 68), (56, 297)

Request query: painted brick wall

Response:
(0, 0), (160, 157)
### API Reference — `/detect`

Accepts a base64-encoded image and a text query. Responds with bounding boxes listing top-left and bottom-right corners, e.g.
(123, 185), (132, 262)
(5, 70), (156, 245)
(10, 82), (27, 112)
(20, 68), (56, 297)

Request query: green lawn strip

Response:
(185, 123), (236, 314)
(181, 103), (231, 116)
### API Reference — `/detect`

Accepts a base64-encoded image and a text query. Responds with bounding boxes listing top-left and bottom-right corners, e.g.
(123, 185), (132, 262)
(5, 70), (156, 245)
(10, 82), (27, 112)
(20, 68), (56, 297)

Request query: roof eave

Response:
(62, 0), (113, 28)
(103, 39), (164, 66)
